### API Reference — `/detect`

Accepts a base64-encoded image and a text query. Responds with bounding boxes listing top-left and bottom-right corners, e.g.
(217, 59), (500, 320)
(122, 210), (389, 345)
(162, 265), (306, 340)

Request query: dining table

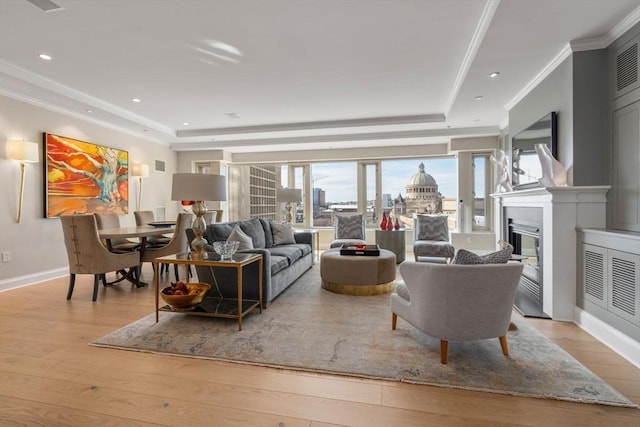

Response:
(98, 224), (176, 286)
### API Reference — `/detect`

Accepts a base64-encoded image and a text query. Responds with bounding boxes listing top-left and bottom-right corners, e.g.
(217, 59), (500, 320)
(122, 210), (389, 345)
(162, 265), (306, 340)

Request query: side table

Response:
(375, 229), (406, 263)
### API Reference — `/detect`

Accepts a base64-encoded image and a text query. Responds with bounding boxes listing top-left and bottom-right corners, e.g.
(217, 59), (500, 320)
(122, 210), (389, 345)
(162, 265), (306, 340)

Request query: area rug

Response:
(91, 266), (636, 407)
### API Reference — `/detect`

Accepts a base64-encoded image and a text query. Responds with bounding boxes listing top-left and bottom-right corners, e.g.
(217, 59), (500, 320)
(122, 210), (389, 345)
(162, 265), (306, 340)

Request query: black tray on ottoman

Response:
(340, 244), (380, 256)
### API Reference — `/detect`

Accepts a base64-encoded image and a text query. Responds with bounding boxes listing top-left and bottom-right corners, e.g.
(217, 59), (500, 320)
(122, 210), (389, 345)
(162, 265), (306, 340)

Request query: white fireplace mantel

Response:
(492, 186), (610, 321)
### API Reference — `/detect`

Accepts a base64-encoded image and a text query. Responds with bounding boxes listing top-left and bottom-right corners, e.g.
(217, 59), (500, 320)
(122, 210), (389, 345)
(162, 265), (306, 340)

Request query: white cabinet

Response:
(579, 229), (640, 341)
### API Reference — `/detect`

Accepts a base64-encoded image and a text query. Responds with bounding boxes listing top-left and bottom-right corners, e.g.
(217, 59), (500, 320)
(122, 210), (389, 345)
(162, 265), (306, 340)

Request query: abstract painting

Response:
(44, 133), (129, 218)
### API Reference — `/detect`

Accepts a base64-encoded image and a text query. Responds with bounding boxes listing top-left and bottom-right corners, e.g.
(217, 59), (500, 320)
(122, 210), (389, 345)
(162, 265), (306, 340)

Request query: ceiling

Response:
(1, 0), (639, 154)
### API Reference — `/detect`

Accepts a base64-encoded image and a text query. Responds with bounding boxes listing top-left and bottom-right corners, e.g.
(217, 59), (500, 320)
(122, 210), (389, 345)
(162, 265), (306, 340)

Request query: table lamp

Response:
(276, 188), (302, 225)
(6, 139), (39, 223)
(171, 173), (226, 259)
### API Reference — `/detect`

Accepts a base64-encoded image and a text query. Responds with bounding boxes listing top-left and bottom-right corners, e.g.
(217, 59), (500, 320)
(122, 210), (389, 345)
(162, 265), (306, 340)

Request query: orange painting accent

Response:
(44, 133), (129, 217)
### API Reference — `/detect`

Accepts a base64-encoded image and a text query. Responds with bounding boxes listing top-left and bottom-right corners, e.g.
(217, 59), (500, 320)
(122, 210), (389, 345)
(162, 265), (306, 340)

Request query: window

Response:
(472, 154), (490, 231)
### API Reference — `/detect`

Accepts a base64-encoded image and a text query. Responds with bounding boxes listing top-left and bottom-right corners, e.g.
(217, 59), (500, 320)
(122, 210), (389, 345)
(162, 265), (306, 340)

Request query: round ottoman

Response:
(320, 248), (396, 295)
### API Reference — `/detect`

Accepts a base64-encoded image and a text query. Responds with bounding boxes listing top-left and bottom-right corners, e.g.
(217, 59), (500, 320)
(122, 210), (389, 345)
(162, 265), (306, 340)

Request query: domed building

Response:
(403, 162), (442, 214)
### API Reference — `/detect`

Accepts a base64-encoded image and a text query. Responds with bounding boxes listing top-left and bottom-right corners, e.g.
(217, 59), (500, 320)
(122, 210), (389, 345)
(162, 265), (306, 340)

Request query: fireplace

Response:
(493, 186), (609, 321)
(504, 206), (550, 318)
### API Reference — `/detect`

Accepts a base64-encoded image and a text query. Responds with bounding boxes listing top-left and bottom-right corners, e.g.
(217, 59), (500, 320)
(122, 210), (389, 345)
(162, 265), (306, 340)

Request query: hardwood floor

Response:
(1, 264), (639, 427)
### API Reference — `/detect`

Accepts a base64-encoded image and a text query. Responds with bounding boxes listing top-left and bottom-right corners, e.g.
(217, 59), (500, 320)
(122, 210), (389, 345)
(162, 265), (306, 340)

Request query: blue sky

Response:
(309, 158), (459, 203)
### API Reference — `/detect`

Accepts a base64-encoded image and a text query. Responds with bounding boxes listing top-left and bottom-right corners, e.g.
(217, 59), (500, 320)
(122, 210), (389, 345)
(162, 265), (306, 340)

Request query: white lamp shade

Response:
(276, 188), (302, 203)
(6, 139), (39, 163)
(171, 173), (227, 202)
(131, 162), (149, 177)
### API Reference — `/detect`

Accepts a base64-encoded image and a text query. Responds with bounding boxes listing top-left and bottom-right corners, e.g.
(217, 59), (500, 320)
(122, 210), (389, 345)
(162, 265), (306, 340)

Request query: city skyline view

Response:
(309, 158), (459, 205)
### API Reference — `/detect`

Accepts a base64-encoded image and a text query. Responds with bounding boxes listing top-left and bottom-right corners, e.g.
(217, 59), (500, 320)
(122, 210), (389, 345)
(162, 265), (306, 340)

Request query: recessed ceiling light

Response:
(489, 72), (500, 78)
(86, 109), (93, 113)
(475, 96), (483, 101)
(183, 122), (189, 126)
(132, 98), (141, 103)
(39, 53), (52, 60)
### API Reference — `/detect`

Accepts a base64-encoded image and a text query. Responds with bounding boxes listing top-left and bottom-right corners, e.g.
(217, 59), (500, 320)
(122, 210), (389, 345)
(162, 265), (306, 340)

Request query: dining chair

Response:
(60, 214), (141, 301)
(94, 212), (141, 252)
(134, 210), (171, 246)
(140, 213), (193, 280)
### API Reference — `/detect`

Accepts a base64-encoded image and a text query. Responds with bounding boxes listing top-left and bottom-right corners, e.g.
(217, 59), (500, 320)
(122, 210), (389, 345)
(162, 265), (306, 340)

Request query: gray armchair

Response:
(412, 214), (454, 263)
(329, 214), (367, 249)
(61, 214), (141, 301)
(391, 261), (524, 364)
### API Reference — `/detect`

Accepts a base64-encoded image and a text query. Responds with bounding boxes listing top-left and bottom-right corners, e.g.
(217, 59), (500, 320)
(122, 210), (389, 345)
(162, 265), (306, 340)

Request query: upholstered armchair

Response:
(391, 261), (524, 364)
(412, 214), (454, 263)
(60, 214), (141, 301)
(329, 214), (367, 249)
(95, 212), (141, 252)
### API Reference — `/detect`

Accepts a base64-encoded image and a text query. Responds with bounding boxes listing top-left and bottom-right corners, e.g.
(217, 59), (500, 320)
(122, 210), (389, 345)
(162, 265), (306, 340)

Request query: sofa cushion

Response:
(271, 222), (296, 246)
(268, 245), (304, 265)
(269, 255), (290, 275)
(260, 218), (274, 248)
(452, 247), (513, 265)
(227, 225), (253, 250)
(207, 222), (235, 242)
(237, 218), (266, 249)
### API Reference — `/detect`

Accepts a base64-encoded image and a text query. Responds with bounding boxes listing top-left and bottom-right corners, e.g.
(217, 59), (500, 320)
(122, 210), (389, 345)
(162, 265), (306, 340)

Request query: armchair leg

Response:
(392, 313), (397, 330)
(92, 275), (100, 301)
(440, 340), (448, 364)
(499, 335), (509, 356)
(66, 274), (76, 300)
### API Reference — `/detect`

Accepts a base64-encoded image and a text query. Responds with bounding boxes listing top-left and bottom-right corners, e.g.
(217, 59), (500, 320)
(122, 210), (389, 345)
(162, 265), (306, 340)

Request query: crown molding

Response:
(171, 126), (499, 151)
(445, 0), (500, 117)
(0, 60), (174, 136)
(504, 44), (573, 111)
(176, 113), (446, 138)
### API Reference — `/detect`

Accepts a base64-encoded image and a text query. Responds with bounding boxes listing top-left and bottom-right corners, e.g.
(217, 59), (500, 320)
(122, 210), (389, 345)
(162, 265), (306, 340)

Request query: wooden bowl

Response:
(160, 283), (211, 309)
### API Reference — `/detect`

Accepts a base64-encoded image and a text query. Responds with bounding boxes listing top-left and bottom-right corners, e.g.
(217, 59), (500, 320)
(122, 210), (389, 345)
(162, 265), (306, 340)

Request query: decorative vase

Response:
(385, 215), (393, 230)
(380, 212), (388, 230)
(394, 217), (400, 230)
(535, 143), (567, 187)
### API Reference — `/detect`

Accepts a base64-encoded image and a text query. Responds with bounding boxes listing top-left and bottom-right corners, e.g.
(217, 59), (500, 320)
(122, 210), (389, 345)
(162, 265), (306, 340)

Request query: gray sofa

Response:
(188, 218), (314, 307)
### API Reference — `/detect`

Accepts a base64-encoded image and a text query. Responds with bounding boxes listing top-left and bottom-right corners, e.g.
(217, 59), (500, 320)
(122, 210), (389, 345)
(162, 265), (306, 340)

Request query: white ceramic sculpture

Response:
(535, 143), (567, 187)
(490, 149), (513, 192)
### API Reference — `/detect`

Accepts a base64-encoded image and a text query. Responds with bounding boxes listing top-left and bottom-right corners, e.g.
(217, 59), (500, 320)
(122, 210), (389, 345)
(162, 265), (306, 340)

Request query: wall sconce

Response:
(6, 139), (39, 223)
(130, 162), (149, 211)
(276, 188), (302, 225)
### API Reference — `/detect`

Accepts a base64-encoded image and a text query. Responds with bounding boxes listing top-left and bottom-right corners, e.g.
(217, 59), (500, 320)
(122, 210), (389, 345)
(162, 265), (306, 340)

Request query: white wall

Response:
(0, 96), (178, 287)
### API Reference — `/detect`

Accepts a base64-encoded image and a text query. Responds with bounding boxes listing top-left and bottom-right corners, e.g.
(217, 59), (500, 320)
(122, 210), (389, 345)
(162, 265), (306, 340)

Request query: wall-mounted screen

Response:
(511, 112), (557, 189)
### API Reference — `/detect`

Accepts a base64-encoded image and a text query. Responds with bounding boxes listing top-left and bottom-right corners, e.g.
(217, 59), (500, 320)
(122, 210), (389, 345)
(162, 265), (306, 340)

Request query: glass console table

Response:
(153, 252), (263, 331)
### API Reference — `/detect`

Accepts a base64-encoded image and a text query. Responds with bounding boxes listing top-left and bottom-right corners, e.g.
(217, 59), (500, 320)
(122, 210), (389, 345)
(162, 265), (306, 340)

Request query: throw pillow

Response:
(227, 225), (253, 250)
(451, 246), (513, 265)
(271, 222), (296, 246)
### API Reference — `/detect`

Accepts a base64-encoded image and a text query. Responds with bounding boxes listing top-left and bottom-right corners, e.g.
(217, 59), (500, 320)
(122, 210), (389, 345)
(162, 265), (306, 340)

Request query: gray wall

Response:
(509, 56), (575, 183)
(573, 50), (608, 186)
(509, 50), (610, 188)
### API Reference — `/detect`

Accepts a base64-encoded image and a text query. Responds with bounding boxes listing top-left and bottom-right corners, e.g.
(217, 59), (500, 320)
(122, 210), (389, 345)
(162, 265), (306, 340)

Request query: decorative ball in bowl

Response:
(213, 240), (240, 261)
(161, 282), (211, 309)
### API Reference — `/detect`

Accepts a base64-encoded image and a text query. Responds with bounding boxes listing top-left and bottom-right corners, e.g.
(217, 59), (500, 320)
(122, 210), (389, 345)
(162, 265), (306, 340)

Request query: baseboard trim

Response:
(0, 268), (67, 292)
(574, 307), (640, 369)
